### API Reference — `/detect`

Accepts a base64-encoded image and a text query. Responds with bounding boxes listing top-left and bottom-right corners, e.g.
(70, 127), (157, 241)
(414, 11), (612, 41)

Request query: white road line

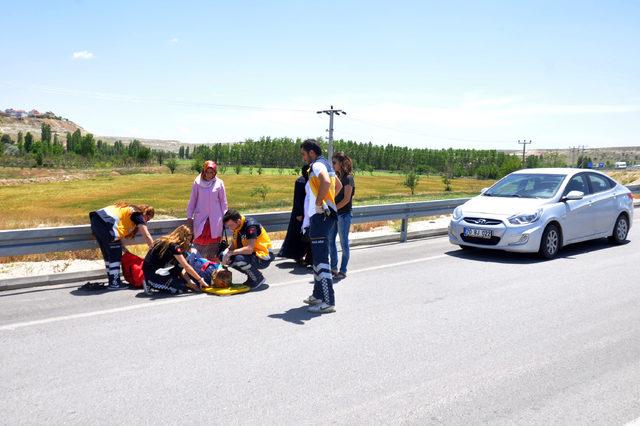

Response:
(0, 254), (449, 331)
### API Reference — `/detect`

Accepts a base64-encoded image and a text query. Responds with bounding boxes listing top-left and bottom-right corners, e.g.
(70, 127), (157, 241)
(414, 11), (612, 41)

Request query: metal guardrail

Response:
(0, 198), (470, 258)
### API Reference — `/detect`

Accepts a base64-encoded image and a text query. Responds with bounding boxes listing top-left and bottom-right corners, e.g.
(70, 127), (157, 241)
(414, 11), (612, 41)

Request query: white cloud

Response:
(72, 51), (94, 60)
(169, 37), (179, 44)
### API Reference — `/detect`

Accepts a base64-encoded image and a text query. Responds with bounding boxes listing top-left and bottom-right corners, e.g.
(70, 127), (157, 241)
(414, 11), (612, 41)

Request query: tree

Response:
(257, 165), (264, 175)
(403, 171), (420, 195)
(1, 134), (12, 146)
(178, 146), (185, 159)
(234, 164), (243, 175)
(166, 158), (178, 174)
(17, 131), (23, 146)
(24, 132), (34, 153)
(250, 184), (271, 202)
(185, 146), (190, 159)
(442, 175), (452, 192)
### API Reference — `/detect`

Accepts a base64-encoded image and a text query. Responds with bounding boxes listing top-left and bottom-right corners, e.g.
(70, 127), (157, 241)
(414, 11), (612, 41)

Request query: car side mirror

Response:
(480, 187), (489, 194)
(562, 190), (584, 201)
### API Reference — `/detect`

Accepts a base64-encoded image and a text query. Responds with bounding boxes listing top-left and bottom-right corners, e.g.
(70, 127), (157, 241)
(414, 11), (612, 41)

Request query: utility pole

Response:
(317, 105), (346, 159)
(518, 139), (532, 167)
(577, 145), (588, 168)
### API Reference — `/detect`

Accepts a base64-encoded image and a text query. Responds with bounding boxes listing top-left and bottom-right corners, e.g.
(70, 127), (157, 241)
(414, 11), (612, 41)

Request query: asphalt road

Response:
(1, 216), (639, 425)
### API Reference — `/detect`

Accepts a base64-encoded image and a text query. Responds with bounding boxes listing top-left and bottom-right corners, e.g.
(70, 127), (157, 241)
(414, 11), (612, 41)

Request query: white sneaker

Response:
(303, 295), (322, 305)
(307, 303), (336, 314)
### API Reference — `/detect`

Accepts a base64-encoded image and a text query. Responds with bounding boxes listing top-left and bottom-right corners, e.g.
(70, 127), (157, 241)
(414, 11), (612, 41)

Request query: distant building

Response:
(4, 108), (28, 118)
(28, 109), (41, 117)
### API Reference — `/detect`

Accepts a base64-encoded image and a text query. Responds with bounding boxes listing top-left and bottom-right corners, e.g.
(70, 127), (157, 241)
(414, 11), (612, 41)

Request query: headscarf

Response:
(195, 160), (217, 188)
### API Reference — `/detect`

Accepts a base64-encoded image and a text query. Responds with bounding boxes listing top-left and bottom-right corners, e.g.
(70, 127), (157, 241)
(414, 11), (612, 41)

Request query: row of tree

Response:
(1, 129), (576, 178)
(0, 125), (173, 167)
(184, 137), (570, 178)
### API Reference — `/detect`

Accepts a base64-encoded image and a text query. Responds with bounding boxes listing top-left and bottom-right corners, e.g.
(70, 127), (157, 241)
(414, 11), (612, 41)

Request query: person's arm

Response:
(222, 239), (256, 264)
(186, 182), (198, 229)
(175, 254), (209, 289)
(137, 224), (154, 248)
(336, 185), (353, 210)
(218, 180), (228, 216)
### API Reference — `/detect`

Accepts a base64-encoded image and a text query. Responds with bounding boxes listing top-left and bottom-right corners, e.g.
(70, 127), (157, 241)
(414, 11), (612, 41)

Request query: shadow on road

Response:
(268, 305), (321, 325)
(274, 260), (312, 276)
(446, 237), (629, 264)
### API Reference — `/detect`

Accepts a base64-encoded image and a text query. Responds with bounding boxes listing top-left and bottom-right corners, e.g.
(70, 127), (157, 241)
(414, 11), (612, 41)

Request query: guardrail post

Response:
(400, 218), (408, 242)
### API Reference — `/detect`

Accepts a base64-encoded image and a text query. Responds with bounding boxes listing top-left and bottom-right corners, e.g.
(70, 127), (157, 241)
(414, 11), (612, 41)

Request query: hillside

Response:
(0, 112), (183, 153)
(0, 114), (85, 139)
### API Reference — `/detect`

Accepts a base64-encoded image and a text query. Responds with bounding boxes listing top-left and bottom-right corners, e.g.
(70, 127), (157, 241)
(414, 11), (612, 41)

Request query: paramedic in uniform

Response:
(299, 139), (342, 314)
(221, 209), (274, 291)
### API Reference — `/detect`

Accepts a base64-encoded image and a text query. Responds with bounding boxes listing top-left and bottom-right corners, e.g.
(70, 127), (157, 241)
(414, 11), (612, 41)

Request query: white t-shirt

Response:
(303, 161), (329, 228)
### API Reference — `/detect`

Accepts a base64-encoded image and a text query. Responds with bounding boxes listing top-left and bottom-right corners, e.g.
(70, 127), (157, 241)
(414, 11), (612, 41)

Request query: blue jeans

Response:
(310, 213), (336, 306)
(329, 212), (352, 274)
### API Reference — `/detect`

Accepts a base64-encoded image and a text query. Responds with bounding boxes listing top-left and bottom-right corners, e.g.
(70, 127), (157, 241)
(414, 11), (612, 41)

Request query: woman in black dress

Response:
(278, 164), (312, 265)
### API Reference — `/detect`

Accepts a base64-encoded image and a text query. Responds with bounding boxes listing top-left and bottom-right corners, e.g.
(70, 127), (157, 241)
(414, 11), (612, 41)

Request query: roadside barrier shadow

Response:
(268, 305), (321, 325)
(446, 238), (628, 264)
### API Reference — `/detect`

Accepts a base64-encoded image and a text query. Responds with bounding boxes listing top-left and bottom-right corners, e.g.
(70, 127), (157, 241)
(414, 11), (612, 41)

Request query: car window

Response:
(563, 174), (590, 196)
(588, 173), (611, 193)
(485, 173), (566, 199)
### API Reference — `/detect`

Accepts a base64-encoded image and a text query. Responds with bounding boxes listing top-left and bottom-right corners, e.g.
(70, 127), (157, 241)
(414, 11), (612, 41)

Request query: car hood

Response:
(461, 196), (550, 217)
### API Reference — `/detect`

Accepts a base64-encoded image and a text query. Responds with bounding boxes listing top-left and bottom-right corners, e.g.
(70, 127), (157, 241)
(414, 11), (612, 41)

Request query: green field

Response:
(0, 168), (493, 230)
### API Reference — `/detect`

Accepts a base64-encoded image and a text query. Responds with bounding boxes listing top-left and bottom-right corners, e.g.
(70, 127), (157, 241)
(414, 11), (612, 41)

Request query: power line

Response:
(347, 115), (514, 145)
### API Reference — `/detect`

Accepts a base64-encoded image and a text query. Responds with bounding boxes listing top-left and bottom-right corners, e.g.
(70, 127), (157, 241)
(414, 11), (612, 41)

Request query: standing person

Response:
(89, 202), (155, 290)
(278, 164), (312, 265)
(300, 139), (342, 314)
(221, 209), (274, 291)
(186, 160), (228, 260)
(329, 152), (355, 279)
(142, 225), (210, 295)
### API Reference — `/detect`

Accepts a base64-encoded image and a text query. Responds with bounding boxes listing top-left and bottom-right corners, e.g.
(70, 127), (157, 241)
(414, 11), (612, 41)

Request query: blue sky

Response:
(1, 0), (639, 149)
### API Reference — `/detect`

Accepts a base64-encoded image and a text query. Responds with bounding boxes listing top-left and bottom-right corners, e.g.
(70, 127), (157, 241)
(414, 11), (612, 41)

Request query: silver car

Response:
(448, 168), (634, 259)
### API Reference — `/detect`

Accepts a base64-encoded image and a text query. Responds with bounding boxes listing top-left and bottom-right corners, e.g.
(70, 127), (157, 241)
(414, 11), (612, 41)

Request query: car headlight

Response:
(508, 208), (543, 225)
(452, 206), (463, 220)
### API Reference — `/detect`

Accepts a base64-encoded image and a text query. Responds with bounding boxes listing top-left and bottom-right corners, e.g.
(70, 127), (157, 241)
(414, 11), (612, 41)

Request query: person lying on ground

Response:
(89, 202), (155, 290)
(142, 225), (210, 295)
(221, 209), (274, 291)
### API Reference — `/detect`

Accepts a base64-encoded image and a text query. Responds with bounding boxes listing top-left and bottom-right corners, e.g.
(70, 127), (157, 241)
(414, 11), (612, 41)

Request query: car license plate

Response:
(463, 227), (493, 239)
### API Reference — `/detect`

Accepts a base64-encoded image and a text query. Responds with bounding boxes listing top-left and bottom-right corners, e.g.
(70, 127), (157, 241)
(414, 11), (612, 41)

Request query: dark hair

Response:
(300, 139), (322, 156)
(223, 209), (242, 223)
(332, 151), (353, 177)
(301, 164), (310, 180)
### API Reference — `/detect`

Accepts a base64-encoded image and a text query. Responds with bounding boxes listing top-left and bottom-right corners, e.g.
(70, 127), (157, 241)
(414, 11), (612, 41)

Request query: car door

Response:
(587, 173), (616, 234)
(561, 173), (594, 242)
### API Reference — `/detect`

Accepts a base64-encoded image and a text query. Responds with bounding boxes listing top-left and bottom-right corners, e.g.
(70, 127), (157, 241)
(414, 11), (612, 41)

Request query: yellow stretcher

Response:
(202, 284), (251, 296)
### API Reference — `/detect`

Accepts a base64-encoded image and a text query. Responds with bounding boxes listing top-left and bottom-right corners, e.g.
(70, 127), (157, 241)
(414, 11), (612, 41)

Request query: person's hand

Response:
(296, 215), (303, 222)
(222, 252), (231, 265)
(199, 279), (209, 289)
(315, 204), (324, 215)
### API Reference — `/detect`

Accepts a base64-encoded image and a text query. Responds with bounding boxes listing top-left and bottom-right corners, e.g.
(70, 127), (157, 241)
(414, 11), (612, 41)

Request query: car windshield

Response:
(484, 173), (566, 199)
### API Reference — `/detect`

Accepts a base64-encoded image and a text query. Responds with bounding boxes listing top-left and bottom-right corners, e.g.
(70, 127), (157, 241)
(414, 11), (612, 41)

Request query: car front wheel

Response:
(539, 224), (561, 259)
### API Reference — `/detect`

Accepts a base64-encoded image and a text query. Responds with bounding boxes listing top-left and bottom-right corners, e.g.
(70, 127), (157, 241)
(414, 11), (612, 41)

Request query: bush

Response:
(442, 175), (452, 192)
(234, 164), (243, 175)
(403, 171), (420, 195)
(166, 158), (178, 174)
(250, 184), (271, 202)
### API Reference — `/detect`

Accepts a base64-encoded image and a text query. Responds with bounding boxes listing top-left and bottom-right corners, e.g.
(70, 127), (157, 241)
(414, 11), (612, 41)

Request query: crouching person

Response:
(89, 202), (155, 290)
(142, 225), (210, 295)
(221, 209), (274, 291)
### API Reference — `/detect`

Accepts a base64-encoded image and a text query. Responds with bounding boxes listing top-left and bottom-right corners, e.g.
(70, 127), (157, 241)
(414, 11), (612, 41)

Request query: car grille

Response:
(463, 217), (502, 226)
(460, 235), (501, 246)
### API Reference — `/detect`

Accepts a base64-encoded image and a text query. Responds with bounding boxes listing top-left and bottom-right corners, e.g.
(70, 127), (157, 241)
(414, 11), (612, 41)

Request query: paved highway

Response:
(1, 216), (639, 424)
